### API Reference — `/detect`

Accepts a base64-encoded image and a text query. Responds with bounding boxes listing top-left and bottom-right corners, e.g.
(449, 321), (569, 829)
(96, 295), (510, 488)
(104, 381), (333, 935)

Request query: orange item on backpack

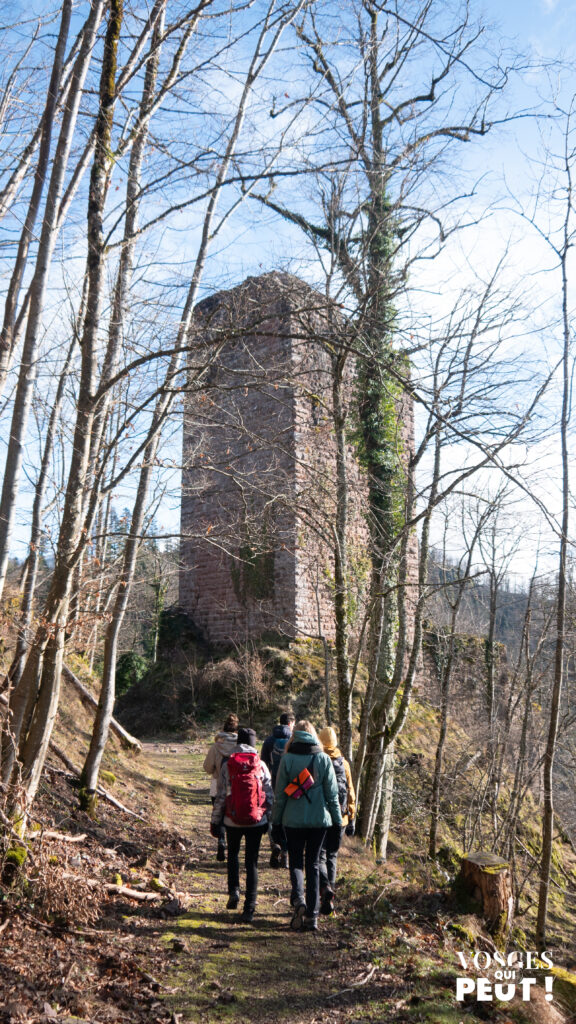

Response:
(284, 761), (315, 801)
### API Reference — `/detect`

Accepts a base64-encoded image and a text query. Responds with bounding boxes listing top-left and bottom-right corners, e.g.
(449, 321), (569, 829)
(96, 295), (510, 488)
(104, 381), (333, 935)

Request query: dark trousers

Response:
(211, 796), (225, 844)
(225, 824), (267, 910)
(285, 826), (327, 920)
(319, 825), (344, 892)
(269, 822), (288, 852)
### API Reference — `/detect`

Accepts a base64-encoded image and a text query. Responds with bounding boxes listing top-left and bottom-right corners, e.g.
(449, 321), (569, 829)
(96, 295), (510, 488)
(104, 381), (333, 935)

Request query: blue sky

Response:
(483, 0), (572, 54)
(3, 0), (574, 585)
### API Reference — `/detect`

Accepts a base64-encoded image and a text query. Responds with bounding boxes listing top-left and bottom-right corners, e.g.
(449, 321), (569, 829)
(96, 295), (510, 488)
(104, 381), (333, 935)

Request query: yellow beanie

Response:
(318, 726), (338, 751)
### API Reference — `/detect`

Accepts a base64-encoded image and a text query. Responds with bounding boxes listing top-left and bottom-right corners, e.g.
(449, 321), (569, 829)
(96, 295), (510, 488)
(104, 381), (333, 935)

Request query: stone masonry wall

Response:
(180, 274), (298, 642)
(179, 272), (416, 646)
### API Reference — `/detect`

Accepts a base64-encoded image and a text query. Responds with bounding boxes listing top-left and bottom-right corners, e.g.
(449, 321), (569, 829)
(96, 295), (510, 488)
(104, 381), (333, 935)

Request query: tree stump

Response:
(457, 852), (514, 940)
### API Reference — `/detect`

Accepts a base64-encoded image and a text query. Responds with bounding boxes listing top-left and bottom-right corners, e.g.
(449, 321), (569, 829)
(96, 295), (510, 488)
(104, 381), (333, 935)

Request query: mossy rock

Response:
(5, 844), (28, 868)
(436, 844), (461, 872)
(150, 876), (168, 892)
(447, 921), (477, 946)
(2, 843), (28, 885)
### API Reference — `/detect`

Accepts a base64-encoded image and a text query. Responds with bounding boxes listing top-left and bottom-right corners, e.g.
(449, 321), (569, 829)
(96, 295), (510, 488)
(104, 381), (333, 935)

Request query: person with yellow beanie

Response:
(317, 726), (356, 916)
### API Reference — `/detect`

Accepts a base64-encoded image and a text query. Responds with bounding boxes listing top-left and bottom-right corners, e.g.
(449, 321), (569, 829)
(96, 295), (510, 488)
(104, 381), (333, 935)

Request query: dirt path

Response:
(5, 740), (560, 1024)
(141, 741), (373, 1024)
(137, 743), (566, 1024)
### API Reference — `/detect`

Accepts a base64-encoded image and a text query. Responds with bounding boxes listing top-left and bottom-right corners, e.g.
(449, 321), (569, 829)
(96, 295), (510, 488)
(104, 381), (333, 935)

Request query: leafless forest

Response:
(0, 0), (575, 950)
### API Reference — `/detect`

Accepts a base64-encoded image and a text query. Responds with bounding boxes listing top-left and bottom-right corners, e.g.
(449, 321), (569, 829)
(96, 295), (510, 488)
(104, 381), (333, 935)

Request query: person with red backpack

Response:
(211, 727), (273, 923)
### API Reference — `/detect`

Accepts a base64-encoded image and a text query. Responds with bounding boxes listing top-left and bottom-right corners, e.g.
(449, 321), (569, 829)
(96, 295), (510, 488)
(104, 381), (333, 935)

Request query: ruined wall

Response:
(180, 274), (298, 642)
(179, 271), (416, 646)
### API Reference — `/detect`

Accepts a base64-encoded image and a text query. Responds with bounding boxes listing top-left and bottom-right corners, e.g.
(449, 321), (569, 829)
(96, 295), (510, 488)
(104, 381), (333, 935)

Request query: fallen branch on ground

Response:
(62, 664), (142, 752)
(47, 761), (145, 821)
(326, 964), (378, 1000)
(105, 883), (161, 901)
(29, 830), (88, 843)
(62, 872), (162, 901)
(2, 670), (141, 753)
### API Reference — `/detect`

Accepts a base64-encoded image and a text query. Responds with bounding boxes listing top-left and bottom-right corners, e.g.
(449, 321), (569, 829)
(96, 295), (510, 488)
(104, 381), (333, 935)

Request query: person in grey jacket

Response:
(211, 727), (274, 923)
(271, 720), (342, 932)
(203, 713), (238, 861)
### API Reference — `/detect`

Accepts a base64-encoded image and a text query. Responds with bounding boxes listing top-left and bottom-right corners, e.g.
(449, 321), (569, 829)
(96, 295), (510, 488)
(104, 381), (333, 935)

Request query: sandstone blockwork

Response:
(179, 272), (416, 645)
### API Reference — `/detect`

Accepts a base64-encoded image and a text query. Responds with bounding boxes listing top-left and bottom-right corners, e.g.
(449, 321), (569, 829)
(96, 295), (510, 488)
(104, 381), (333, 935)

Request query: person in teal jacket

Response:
(271, 720), (342, 932)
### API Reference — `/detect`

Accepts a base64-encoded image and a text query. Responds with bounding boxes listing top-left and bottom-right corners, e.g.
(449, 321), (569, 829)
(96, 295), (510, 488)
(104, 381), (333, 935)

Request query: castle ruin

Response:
(179, 272), (414, 645)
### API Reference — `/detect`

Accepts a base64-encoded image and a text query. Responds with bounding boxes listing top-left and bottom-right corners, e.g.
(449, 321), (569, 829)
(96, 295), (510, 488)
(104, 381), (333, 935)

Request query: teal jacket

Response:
(271, 730), (343, 829)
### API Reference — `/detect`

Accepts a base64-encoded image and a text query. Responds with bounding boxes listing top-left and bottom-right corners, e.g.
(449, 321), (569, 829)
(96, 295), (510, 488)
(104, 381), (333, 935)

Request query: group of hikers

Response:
(203, 711), (356, 931)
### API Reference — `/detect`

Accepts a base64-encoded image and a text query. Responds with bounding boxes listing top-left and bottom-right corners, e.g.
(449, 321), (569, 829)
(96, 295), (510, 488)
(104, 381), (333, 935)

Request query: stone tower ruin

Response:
(179, 272), (414, 645)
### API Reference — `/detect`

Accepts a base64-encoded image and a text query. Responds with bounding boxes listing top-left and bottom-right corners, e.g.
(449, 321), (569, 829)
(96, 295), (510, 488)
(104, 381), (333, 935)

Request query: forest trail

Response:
(141, 740), (374, 1024)
(140, 742), (570, 1024)
(3, 738), (568, 1024)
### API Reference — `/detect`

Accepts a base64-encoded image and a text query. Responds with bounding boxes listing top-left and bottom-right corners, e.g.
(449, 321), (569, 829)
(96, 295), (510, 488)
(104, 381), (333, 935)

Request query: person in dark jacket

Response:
(261, 711), (294, 868)
(318, 726), (356, 915)
(271, 720), (342, 932)
(261, 711), (295, 780)
(211, 727), (273, 924)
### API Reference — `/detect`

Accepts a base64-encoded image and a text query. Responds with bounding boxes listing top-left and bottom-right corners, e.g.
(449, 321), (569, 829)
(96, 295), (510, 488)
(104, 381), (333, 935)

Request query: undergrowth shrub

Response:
(25, 843), (101, 927)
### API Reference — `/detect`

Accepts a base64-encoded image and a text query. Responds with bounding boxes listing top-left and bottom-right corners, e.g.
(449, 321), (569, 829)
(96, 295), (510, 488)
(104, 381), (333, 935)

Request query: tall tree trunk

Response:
(4, 0), (124, 818)
(0, 1), (72, 395)
(332, 357), (352, 758)
(536, 178), (571, 947)
(0, 0), (106, 598)
(79, 0), (299, 800)
(80, 430), (160, 803)
(7, 337), (77, 693)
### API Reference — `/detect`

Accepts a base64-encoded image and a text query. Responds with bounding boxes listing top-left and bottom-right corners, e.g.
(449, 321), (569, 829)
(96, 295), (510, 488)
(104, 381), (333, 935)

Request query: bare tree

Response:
(1, 0), (312, 822)
(533, 100), (575, 948)
(0, 0), (106, 595)
(248, 0), (525, 845)
(427, 500), (489, 858)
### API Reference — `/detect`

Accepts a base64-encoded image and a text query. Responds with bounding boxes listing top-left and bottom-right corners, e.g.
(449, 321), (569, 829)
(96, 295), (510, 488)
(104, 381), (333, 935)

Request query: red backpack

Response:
(226, 750), (266, 825)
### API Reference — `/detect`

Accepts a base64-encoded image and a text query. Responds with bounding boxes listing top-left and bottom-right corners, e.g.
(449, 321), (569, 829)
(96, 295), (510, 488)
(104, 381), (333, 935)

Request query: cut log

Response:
(457, 852), (514, 939)
(62, 665), (142, 753)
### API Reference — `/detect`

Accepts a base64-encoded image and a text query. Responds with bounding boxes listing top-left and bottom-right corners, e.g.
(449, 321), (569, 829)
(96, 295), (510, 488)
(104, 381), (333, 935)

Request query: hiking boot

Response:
(302, 916), (318, 932)
(216, 841), (226, 862)
(290, 903), (306, 931)
(320, 888), (335, 916)
(269, 844), (283, 869)
(239, 907), (255, 923)
(226, 891), (240, 909)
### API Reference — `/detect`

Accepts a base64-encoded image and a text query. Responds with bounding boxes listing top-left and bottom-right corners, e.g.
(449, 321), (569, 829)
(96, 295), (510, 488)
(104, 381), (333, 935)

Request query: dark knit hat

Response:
(237, 727), (257, 747)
